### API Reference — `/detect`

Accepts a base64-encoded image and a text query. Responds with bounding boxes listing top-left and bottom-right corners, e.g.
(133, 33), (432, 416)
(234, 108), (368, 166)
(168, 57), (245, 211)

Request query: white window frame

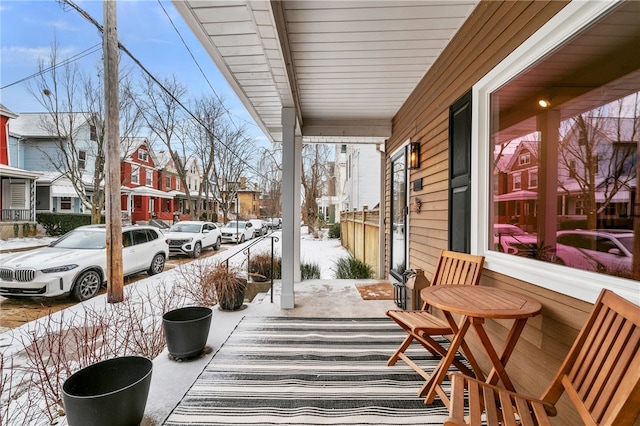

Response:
(138, 149), (148, 162)
(131, 165), (139, 184)
(470, 0), (636, 304)
(145, 168), (153, 187)
(78, 150), (86, 170)
(512, 173), (521, 191)
(528, 170), (538, 188)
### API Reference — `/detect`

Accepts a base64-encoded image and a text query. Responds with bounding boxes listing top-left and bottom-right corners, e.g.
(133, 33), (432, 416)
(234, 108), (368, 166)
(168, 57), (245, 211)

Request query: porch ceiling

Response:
(173, 0), (479, 145)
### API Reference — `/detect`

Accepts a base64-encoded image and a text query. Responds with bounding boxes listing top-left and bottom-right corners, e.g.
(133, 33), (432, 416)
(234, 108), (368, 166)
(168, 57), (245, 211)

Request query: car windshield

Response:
(51, 229), (106, 249)
(169, 223), (202, 233)
(226, 221), (246, 228)
(616, 236), (633, 253)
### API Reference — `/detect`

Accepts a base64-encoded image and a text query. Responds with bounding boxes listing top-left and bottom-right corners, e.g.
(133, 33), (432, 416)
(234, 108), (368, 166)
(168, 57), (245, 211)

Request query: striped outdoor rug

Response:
(164, 317), (465, 425)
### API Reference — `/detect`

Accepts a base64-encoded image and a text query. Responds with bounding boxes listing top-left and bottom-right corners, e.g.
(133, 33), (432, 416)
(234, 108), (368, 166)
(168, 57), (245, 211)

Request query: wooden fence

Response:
(340, 209), (380, 277)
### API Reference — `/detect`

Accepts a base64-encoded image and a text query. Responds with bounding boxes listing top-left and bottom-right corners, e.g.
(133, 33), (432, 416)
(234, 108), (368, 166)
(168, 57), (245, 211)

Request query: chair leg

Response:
(388, 334), (414, 366)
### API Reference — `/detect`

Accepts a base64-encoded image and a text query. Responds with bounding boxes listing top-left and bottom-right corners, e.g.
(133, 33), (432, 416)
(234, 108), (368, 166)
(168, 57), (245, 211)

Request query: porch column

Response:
(281, 106), (300, 309)
(537, 110), (560, 249)
(377, 143), (386, 279)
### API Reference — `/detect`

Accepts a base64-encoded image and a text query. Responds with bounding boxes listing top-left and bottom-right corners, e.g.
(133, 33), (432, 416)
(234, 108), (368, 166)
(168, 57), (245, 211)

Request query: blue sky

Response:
(0, 0), (268, 145)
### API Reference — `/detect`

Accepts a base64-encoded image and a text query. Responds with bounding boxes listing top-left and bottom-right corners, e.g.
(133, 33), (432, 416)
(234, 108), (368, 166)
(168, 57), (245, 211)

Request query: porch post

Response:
(537, 110), (560, 249)
(281, 107), (299, 309)
(377, 143), (386, 279)
(293, 134), (302, 282)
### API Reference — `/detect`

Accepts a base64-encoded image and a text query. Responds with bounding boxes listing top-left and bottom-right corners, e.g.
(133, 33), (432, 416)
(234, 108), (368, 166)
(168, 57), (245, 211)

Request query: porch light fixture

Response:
(409, 141), (421, 169)
(538, 98), (551, 108)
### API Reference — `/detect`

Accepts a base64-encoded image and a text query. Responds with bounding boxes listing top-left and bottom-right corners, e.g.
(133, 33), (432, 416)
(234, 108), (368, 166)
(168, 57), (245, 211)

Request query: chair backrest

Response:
(542, 289), (640, 426)
(421, 250), (485, 309)
(431, 250), (485, 287)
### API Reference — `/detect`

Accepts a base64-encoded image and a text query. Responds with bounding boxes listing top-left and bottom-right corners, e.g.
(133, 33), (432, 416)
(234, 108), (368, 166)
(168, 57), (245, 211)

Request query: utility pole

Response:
(104, 0), (124, 302)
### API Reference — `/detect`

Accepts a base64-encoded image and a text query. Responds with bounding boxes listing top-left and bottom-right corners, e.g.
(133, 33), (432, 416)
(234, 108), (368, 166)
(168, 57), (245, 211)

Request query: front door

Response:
(390, 148), (408, 280)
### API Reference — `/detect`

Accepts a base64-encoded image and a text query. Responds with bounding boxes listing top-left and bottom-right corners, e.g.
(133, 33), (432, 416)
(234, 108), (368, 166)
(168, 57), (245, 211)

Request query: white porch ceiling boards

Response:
(173, 0), (479, 144)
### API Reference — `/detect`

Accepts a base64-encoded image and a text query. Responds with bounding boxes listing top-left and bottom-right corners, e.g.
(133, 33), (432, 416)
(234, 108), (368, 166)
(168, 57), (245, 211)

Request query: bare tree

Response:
(301, 144), (333, 235)
(257, 145), (283, 218)
(137, 74), (198, 217)
(558, 98), (638, 229)
(209, 123), (256, 223)
(27, 44), (142, 224)
(186, 95), (226, 220)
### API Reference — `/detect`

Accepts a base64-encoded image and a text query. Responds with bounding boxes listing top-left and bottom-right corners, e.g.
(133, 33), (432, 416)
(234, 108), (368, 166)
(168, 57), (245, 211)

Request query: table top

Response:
(421, 285), (542, 319)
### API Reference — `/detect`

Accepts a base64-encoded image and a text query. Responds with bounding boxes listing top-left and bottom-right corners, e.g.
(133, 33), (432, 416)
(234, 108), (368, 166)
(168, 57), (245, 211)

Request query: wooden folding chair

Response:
(445, 289), (640, 426)
(386, 250), (485, 382)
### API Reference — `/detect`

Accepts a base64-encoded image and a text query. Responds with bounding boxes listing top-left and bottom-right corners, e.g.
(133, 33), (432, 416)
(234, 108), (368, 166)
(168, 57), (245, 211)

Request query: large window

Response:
(474, 1), (639, 303)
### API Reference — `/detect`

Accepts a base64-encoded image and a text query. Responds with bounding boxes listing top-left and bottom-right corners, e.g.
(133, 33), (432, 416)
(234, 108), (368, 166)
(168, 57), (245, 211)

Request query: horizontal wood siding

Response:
(384, 1), (598, 423)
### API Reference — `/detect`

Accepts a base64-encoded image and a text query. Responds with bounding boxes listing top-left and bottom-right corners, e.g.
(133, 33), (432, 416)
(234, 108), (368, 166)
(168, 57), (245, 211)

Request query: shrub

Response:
(328, 223), (341, 239)
(333, 256), (373, 279)
(249, 252), (282, 281)
(36, 213), (103, 236)
(300, 262), (321, 280)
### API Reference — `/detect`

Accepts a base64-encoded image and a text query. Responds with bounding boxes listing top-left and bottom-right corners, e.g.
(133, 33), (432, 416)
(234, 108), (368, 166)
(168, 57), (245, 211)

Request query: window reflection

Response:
(490, 2), (639, 281)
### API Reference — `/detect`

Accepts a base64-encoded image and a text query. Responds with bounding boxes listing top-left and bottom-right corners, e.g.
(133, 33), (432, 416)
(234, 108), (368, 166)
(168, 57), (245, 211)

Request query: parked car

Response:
(220, 221), (254, 244)
(249, 219), (268, 237)
(0, 225), (168, 301)
(557, 229), (633, 276)
(267, 217), (282, 229)
(164, 220), (222, 258)
(493, 224), (597, 269)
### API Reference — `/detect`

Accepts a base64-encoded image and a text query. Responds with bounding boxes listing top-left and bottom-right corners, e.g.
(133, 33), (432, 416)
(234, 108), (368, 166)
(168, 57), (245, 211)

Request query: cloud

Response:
(1, 45), (77, 64)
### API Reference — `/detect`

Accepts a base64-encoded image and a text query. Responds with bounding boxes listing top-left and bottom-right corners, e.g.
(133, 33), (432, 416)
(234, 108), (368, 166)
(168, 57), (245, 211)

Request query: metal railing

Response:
(1, 209), (32, 221)
(218, 230), (280, 303)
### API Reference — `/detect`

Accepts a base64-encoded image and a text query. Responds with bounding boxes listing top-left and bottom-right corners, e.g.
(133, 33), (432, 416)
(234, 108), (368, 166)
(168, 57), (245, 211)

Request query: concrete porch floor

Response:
(145, 279), (398, 425)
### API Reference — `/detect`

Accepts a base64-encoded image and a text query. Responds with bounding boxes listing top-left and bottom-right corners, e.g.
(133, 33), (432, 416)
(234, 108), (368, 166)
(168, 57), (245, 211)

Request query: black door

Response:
(448, 91), (472, 253)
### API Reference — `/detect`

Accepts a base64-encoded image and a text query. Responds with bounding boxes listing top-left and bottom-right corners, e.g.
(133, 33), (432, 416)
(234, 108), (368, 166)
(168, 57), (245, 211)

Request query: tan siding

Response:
(382, 1), (594, 423)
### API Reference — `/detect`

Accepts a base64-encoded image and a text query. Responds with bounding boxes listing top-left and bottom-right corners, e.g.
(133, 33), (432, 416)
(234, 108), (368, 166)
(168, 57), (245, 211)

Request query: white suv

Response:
(0, 225), (168, 301)
(556, 229), (633, 277)
(164, 221), (222, 258)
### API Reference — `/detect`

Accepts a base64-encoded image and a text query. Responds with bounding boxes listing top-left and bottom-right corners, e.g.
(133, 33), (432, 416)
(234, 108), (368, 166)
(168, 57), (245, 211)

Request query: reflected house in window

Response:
(493, 140), (539, 232)
(488, 1), (639, 280)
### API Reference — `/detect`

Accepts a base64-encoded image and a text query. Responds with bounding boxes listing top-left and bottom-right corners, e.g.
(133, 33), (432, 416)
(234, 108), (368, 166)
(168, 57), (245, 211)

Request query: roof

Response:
(0, 104), (18, 119)
(173, 0), (480, 144)
(8, 112), (90, 138)
(0, 164), (41, 179)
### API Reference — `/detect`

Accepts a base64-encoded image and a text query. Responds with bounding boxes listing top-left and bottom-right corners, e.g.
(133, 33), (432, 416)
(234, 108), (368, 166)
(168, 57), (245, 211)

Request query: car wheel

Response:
(192, 242), (202, 258)
(72, 270), (101, 302)
(148, 253), (165, 275)
(214, 237), (221, 251)
(240, 235), (245, 243)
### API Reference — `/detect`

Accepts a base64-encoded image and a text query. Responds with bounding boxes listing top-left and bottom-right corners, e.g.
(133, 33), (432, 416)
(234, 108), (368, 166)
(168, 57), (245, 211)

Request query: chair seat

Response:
(386, 310), (451, 334)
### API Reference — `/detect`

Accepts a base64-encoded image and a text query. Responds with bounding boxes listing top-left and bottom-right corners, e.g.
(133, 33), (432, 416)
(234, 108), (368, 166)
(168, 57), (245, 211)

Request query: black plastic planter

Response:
(62, 356), (152, 426)
(162, 306), (213, 360)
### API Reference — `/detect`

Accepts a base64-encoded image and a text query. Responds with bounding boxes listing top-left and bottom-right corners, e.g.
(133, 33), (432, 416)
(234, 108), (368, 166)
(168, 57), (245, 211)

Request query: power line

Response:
(58, 0), (277, 186)
(156, 0), (263, 135)
(0, 43), (102, 90)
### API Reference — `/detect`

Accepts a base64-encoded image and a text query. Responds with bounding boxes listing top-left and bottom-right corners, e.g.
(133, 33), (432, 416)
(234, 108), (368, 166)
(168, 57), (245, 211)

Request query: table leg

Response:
(472, 317), (528, 392)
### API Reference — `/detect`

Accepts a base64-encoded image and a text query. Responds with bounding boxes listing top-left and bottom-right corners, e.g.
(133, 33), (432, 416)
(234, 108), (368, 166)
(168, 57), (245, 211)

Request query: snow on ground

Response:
(0, 236), (57, 252)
